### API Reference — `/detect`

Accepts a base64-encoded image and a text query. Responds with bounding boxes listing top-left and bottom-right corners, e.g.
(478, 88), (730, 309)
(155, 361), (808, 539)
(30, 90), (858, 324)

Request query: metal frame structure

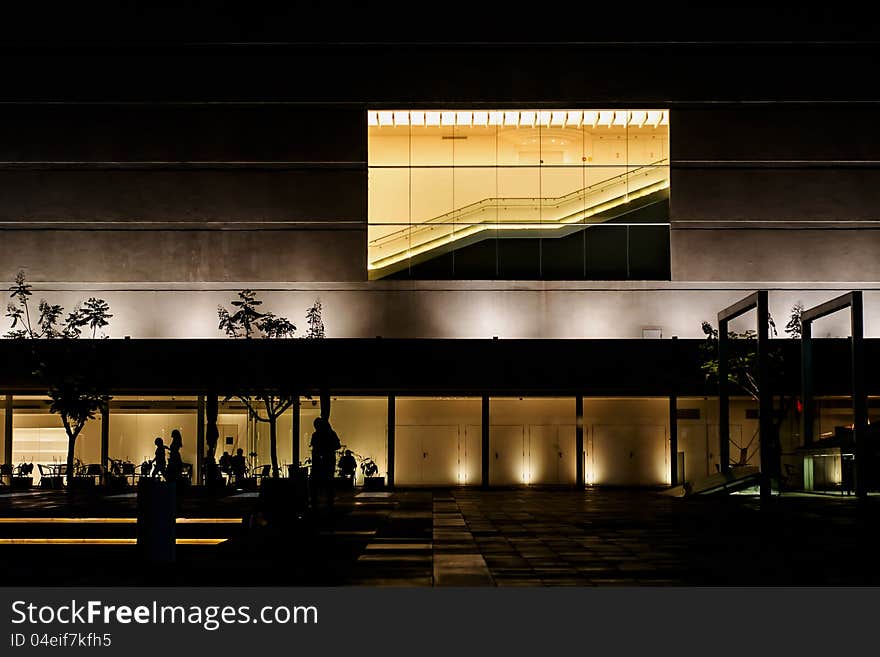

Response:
(717, 291), (773, 499)
(800, 291), (867, 497)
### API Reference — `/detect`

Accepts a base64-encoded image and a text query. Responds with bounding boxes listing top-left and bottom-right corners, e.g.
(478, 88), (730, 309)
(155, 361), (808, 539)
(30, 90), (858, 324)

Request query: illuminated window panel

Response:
(12, 399), (102, 485)
(367, 109), (670, 280)
(108, 397), (198, 481)
(299, 397), (388, 484)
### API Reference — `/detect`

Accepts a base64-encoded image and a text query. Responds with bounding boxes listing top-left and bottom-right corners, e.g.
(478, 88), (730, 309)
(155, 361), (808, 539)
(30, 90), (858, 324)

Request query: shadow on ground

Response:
(1, 488), (879, 586)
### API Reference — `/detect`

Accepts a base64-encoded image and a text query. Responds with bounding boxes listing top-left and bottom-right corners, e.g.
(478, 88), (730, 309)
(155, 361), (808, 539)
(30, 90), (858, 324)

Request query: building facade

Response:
(2, 23), (879, 490)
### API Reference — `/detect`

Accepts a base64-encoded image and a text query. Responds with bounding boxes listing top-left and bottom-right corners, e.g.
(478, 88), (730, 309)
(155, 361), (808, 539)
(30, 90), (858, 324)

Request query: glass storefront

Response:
(368, 109), (670, 280)
(108, 396), (198, 482)
(12, 396), (102, 485)
(300, 396), (388, 484)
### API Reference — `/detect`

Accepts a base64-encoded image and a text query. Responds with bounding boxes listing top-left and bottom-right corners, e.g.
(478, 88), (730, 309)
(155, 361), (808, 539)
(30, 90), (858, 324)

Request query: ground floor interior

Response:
(1, 394), (873, 491)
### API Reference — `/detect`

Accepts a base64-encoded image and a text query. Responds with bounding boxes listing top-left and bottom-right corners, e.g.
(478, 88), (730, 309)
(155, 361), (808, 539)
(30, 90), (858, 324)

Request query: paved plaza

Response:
(1, 488), (879, 586)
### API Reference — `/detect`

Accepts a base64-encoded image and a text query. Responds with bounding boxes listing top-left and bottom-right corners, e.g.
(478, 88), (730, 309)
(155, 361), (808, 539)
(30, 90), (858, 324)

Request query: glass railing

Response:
(368, 159), (669, 273)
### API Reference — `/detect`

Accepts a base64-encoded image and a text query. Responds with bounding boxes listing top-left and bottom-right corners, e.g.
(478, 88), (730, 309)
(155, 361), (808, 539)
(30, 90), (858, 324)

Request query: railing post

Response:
(757, 291), (773, 499)
(718, 318), (730, 474)
(851, 292), (867, 498)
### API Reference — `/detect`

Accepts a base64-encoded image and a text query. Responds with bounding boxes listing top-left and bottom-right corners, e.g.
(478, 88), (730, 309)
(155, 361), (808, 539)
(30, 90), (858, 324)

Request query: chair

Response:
(254, 464), (271, 485)
(38, 464), (64, 489)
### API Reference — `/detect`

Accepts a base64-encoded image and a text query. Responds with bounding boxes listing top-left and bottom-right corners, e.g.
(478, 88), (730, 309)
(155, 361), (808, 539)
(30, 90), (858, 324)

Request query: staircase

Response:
(368, 159), (669, 279)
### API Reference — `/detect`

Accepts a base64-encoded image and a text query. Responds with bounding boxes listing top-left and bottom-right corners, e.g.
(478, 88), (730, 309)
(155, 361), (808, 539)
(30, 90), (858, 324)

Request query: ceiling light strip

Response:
(368, 110), (668, 127)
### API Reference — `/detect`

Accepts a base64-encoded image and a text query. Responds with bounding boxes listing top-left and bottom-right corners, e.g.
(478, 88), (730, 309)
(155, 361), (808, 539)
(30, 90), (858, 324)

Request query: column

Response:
(575, 395), (585, 487)
(481, 395), (490, 488)
(386, 394), (395, 488)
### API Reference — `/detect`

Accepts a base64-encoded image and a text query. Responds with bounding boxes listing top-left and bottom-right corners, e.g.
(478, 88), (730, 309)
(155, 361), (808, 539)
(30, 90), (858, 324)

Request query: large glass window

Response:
(12, 397), (102, 485)
(299, 396), (388, 484)
(368, 109), (670, 280)
(109, 396), (198, 482)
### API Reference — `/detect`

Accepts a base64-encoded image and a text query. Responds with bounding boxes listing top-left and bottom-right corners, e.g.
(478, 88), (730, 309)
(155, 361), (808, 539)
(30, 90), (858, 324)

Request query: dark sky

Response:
(1, 2), (878, 46)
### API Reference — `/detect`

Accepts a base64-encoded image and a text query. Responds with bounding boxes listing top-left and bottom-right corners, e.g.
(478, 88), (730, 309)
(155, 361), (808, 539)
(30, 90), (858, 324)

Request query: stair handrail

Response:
(369, 158), (669, 247)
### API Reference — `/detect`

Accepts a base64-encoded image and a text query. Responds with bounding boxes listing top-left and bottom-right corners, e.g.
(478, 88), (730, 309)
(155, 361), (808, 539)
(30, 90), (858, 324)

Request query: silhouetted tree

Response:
(700, 304), (802, 475)
(39, 353), (110, 488)
(217, 289), (295, 339)
(218, 290), (297, 477)
(5, 271), (113, 487)
(5, 271), (112, 340)
(304, 299), (325, 339)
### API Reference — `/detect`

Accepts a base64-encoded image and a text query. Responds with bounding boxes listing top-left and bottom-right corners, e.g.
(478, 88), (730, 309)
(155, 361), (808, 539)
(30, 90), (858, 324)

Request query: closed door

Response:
(463, 424), (482, 486)
(420, 426), (459, 485)
(395, 425), (459, 486)
(591, 424), (667, 486)
(527, 424), (576, 485)
(490, 425), (525, 485)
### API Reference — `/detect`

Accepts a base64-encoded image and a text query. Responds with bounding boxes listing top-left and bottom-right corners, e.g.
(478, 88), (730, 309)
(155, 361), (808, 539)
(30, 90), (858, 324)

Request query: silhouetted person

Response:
(310, 417), (340, 512)
(166, 429), (183, 482)
(230, 448), (247, 483)
(151, 437), (168, 478)
(219, 451), (232, 474)
(338, 449), (357, 482)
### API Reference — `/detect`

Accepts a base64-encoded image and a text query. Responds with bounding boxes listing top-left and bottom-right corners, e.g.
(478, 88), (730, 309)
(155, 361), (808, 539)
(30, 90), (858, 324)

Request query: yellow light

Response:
(503, 111), (519, 126)
(368, 175), (669, 271)
(441, 111), (456, 126)
(598, 111), (614, 126)
(0, 538), (227, 545)
(393, 111), (409, 126)
(368, 111), (379, 127)
(631, 111), (647, 127)
(378, 111), (393, 126)
(538, 111), (552, 126)
(567, 110), (582, 127)
(647, 110), (662, 127)
(425, 111), (441, 126)
(660, 110), (669, 125)
(488, 111), (504, 125)
(410, 111), (425, 126)
(520, 111), (536, 127)
(551, 111), (567, 126)
(456, 111), (472, 126)
(0, 517), (241, 524)
(583, 111), (598, 127)
(473, 111), (488, 126)
(613, 110), (629, 126)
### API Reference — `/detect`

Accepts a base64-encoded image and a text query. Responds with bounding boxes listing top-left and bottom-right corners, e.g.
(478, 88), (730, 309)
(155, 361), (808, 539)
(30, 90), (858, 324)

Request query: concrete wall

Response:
(669, 107), (880, 281)
(1, 104), (878, 288)
(1, 283), (876, 339)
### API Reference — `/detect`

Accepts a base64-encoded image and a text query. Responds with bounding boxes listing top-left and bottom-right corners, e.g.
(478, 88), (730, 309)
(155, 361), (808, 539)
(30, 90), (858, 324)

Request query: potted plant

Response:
(360, 457), (384, 490)
(12, 462), (34, 489)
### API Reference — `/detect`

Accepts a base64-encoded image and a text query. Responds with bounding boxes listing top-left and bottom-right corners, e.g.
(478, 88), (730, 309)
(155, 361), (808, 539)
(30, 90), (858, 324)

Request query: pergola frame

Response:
(800, 291), (867, 497)
(717, 291), (773, 499)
